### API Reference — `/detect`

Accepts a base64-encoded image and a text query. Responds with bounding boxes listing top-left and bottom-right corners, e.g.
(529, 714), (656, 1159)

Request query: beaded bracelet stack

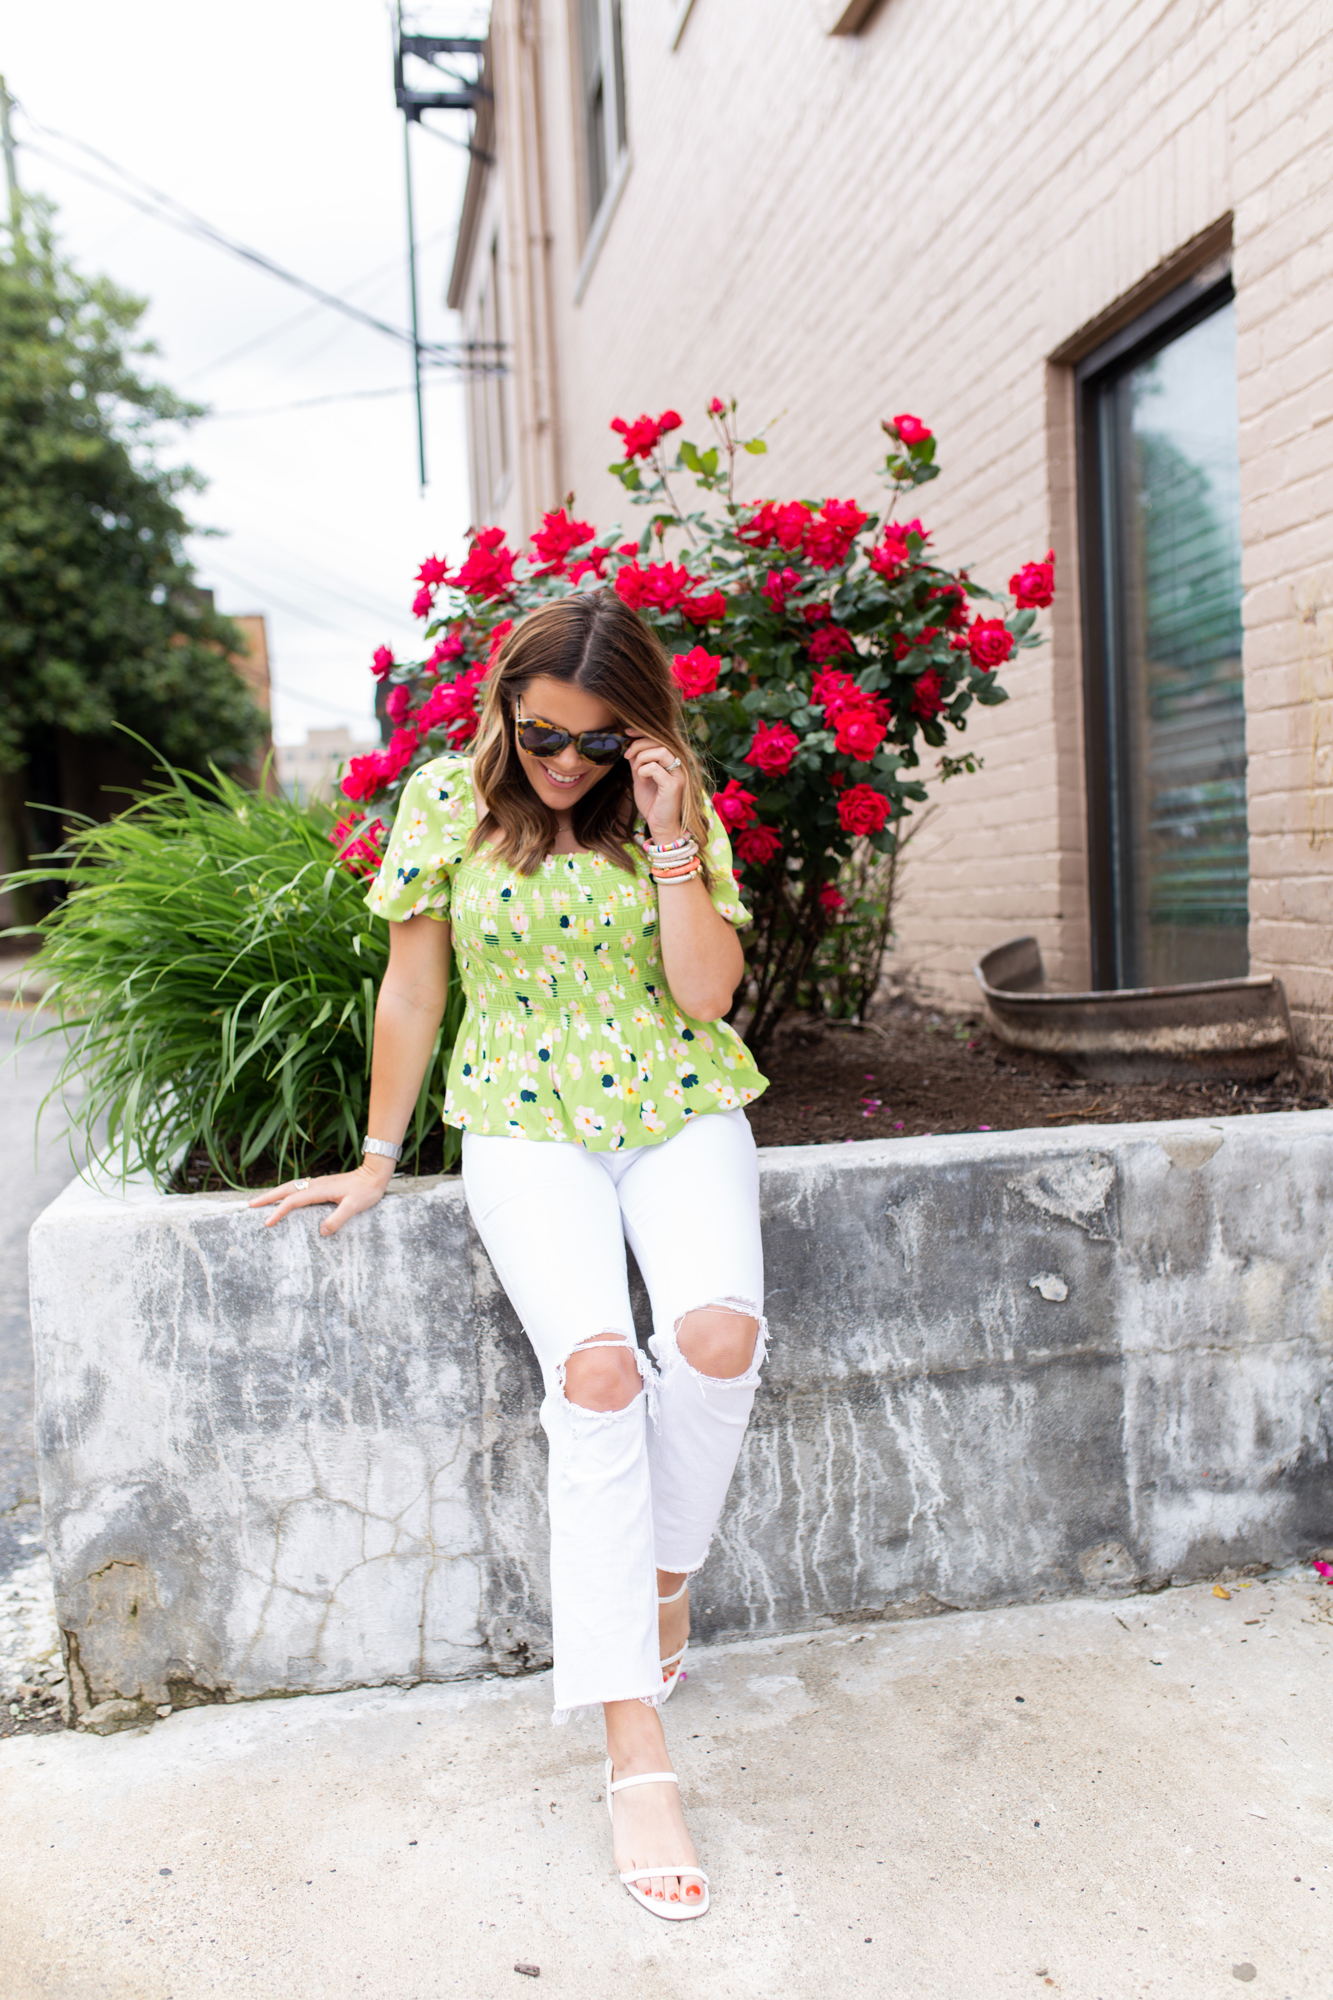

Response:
(641, 832), (703, 886)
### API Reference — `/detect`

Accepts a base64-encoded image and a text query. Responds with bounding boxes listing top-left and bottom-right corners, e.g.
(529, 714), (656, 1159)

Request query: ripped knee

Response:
(560, 1331), (644, 1414)
(675, 1301), (763, 1383)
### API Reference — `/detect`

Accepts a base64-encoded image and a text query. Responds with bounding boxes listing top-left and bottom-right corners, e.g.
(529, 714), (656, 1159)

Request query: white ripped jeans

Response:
(461, 1107), (766, 1722)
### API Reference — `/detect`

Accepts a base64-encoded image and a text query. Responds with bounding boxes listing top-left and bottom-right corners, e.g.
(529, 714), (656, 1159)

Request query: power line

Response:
(181, 225), (455, 384)
(199, 558), (386, 639)
(200, 381), (431, 421)
(14, 110), (501, 371)
(199, 546), (411, 632)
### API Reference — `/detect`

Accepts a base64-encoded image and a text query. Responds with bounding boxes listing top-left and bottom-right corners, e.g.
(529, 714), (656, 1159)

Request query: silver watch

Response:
(362, 1136), (403, 1162)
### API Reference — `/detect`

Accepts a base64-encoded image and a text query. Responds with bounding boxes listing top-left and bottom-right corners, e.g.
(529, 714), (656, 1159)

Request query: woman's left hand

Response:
(626, 733), (688, 840)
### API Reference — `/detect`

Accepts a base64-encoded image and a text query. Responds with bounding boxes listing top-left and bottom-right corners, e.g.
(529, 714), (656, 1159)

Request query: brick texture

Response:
(459, 0), (1333, 1075)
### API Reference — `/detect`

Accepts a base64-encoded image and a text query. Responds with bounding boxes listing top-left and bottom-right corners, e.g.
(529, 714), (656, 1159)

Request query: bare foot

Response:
(604, 1699), (704, 1908)
(657, 1568), (689, 1684)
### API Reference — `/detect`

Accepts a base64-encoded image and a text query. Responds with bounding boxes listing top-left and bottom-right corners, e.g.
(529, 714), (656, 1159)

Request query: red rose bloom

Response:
(412, 585), (435, 619)
(567, 545), (611, 583)
(384, 725), (419, 778)
(808, 624), (855, 665)
(740, 500), (812, 552)
(451, 527), (516, 600)
(330, 813), (385, 877)
(967, 616), (1015, 672)
(736, 501), (779, 549)
(615, 560), (695, 615)
(417, 659), (489, 745)
(672, 645), (722, 698)
(734, 824), (783, 867)
(531, 507), (596, 574)
(868, 517), (926, 582)
(760, 566), (801, 612)
(341, 752), (388, 802)
(371, 645), (396, 680)
(812, 668), (863, 720)
(1010, 549), (1056, 609)
(837, 784), (893, 836)
(774, 501), (811, 551)
(712, 779), (758, 833)
(834, 705), (888, 762)
(415, 555), (449, 588)
(744, 719), (800, 776)
(708, 396), (728, 416)
(804, 497), (869, 570)
(818, 883), (846, 914)
(890, 413), (932, 446)
(681, 586), (727, 624)
(384, 683), (413, 725)
(911, 668), (946, 720)
(426, 633), (465, 671)
(610, 410), (682, 460)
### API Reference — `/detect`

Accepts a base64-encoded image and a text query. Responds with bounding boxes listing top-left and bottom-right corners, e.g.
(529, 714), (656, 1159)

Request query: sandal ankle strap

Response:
(657, 1580), (689, 1605)
(621, 1866), (709, 1884)
(609, 1769), (680, 1795)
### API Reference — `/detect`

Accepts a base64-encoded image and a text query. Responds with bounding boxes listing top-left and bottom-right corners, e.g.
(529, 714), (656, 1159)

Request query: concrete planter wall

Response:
(29, 1114), (1333, 1726)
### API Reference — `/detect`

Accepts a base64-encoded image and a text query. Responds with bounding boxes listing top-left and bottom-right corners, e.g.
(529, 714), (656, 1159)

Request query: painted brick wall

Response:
(468, 0), (1333, 1074)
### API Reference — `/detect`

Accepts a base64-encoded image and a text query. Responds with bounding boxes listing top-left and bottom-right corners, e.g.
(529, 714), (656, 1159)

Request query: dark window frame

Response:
(1075, 264), (1238, 988)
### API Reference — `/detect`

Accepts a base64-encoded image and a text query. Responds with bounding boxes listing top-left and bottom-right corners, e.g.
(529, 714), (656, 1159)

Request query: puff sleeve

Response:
(364, 755), (476, 924)
(701, 804), (752, 928)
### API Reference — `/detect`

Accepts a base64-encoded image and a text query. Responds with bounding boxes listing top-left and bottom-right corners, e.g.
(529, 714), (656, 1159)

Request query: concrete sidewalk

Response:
(3, 1574), (1331, 2000)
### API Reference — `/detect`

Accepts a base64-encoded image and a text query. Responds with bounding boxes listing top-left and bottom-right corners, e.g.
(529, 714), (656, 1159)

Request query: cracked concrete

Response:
(2, 1572), (1332, 1999)
(26, 1112), (1333, 1722)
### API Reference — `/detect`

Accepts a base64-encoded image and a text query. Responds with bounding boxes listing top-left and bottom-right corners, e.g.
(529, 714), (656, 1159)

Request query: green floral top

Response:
(365, 753), (768, 1150)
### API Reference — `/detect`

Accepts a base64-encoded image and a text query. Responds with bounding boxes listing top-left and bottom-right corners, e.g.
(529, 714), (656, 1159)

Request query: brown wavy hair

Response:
(469, 591), (713, 879)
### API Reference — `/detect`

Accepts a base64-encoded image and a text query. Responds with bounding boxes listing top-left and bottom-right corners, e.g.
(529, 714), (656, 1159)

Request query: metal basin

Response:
(973, 936), (1294, 1083)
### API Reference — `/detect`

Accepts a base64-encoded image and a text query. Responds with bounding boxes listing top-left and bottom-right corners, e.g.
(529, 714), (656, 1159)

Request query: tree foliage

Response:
(0, 200), (265, 880)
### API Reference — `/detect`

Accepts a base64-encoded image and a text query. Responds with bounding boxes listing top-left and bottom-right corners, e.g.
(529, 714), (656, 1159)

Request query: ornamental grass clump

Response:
(339, 398), (1055, 1054)
(13, 763), (463, 1186)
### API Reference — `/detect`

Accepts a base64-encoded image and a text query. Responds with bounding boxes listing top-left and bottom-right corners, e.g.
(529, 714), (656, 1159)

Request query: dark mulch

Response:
(173, 995), (1330, 1193)
(743, 993), (1330, 1148)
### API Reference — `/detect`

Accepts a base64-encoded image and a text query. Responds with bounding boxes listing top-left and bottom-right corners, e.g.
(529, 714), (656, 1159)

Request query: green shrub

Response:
(11, 762), (463, 1187)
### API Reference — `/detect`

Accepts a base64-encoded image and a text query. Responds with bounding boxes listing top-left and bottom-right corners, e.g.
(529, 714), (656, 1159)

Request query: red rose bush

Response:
(340, 398), (1052, 1050)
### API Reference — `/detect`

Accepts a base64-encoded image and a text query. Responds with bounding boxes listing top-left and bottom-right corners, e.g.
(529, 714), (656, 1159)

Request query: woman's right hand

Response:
(248, 1157), (396, 1238)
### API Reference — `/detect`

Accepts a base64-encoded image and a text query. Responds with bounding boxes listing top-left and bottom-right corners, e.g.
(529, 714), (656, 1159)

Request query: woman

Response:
(252, 590), (768, 1921)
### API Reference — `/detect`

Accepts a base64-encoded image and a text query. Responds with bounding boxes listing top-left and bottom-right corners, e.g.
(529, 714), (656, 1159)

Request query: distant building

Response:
(223, 611), (277, 794)
(449, 0), (1333, 1079)
(278, 727), (380, 806)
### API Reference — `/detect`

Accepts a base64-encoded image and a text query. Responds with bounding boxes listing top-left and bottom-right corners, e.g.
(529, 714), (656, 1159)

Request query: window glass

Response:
(1093, 299), (1247, 987)
(578, 0), (627, 233)
(580, 0), (607, 221)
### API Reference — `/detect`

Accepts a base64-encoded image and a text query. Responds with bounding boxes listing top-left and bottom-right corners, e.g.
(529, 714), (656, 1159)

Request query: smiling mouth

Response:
(538, 764), (587, 789)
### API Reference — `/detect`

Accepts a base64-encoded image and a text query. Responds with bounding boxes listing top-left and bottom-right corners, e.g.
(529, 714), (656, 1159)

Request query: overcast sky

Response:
(5, 0), (489, 744)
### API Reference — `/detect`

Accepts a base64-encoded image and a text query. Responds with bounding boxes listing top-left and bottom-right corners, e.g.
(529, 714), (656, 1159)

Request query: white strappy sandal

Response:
(604, 1760), (710, 1919)
(658, 1578), (689, 1702)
